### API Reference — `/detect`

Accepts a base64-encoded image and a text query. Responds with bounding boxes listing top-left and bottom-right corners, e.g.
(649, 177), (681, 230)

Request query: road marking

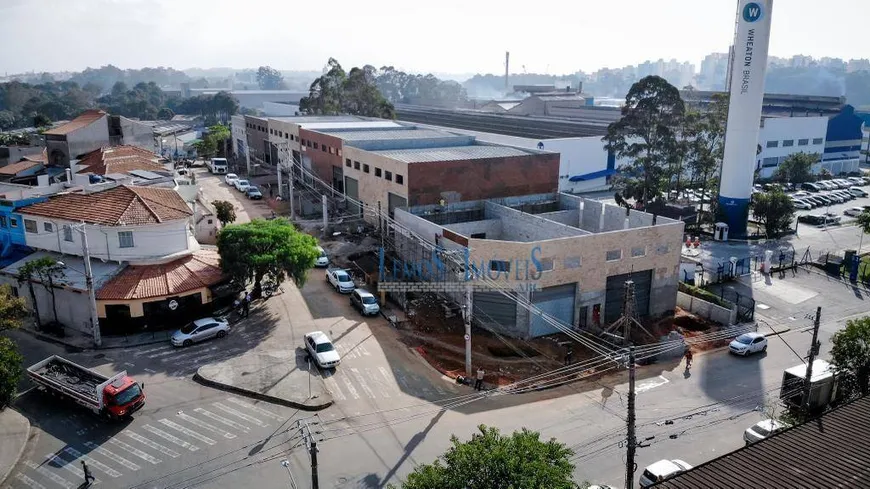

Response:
(15, 473), (47, 489)
(123, 362), (135, 367)
(193, 408), (250, 432)
(107, 439), (161, 465)
(158, 418), (217, 445)
(23, 460), (73, 488)
(339, 373), (360, 399)
(143, 368), (157, 374)
(134, 346), (171, 356)
(636, 375), (670, 394)
(366, 368), (391, 398)
(322, 375), (346, 401)
(176, 413), (235, 439)
(142, 425), (199, 451)
(225, 397), (282, 420)
(213, 402), (268, 427)
(62, 447), (122, 478)
(162, 348), (219, 364)
(358, 344), (371, 356)
(394, 373), (411, 391)
(351, 368), (376, 398)
(44, 453), (97, 483)
(147, 349), (180, 359)
(83, 442), (140, 471)
(123, 431), (180, 458)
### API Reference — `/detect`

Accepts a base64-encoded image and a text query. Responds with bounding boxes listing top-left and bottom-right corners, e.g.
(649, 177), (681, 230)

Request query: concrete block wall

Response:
(580, 199), (603, 232)
(444, 219), (503, 240)
(484, 202), (584, 242)
(676, 291), (738, 325)
(629, 209), (654, 228)
(536, 209), (581, 228)
(602, 205), (627, 232)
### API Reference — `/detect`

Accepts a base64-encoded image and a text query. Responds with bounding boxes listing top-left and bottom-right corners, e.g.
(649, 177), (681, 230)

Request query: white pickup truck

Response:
(326, 267), (355, 293)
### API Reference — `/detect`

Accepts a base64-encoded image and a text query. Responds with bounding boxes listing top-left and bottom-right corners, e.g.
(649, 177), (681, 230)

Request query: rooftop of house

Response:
(0, 159), (44, 176)
(75, 145), (167, 176)
(371, 144), (534, 163)
(96, 249), (224, 301)
(42, 109), (107, 136)
(18, 184), (192, 226)
(2, 250), (124, 291)
(656, 396), (870, 488)
(318, 127), (459, 142)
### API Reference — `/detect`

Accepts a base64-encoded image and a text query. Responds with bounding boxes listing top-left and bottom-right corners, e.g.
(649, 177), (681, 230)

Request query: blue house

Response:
(0, 196), (47, 265)
(821, 105), (865, 175)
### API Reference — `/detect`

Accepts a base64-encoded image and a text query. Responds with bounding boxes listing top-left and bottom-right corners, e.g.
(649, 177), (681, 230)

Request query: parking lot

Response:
(780, 177), (870, 228)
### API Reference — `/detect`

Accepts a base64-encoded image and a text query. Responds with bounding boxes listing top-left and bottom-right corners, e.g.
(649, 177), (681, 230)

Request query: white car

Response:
(304, 331), (341, 369)
(791, 199), (811, 210)
(225, 173), (239, 186)
(844, 207), (866, 217)
(314, 246), (329, 267)
(744, 419), (787, 445)
(350, 288), (380, 316)
(729, 332), (768, 356)
(171, 317), (229, 347)
(235, 179), (251, 192)
(639, 459), (693, 487)
(326, 267), (355, 293)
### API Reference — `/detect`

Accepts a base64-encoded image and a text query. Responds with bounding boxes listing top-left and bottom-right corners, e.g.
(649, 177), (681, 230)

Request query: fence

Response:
(697, 247), (800, 286)
(676, 291), (738, 325)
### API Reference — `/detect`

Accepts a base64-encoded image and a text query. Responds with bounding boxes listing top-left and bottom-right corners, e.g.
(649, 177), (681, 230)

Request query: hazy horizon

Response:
(1, 0), (868, 76)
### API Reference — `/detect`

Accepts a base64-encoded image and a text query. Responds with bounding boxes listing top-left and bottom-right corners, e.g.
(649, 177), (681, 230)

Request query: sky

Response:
(1, 0), (867, 77)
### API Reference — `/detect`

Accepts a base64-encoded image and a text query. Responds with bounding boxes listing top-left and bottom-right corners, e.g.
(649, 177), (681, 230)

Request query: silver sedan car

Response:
(171, 317), (229, 347)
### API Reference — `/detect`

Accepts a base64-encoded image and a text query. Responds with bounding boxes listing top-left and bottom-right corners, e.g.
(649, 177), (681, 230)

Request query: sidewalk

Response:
(18, 322), (172, 351)
(0, 408), (30, 486)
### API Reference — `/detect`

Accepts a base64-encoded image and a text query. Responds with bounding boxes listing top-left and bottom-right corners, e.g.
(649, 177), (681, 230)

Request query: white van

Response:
(207, 158), (228, 174)
(849, 186), (868, 197)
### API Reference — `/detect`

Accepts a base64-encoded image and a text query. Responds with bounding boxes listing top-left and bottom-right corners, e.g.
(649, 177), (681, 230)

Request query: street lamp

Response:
(280, 460), (299, 489)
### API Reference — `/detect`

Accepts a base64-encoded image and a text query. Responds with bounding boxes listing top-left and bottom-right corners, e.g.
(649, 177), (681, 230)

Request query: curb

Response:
(409, 346), (458, 385)
(192, 371), (333, 412)
(0, 409), (31, 487)
(18, 327), (170, 352)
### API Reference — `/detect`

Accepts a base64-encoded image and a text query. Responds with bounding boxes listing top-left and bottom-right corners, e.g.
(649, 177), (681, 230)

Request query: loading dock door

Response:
(387, 192), (408, 219)
(344, 176), (360, 216)
(604, 269), (652, 324)
(473, 291), (517, 331)
(529, 284), (576, 338)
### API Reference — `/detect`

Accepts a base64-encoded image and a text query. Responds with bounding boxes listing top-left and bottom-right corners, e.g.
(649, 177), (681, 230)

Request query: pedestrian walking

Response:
(564, 347), (574, 366)
(243, 292), (251, 318)
(684, 348), (693, 369)
(474, 367), (485, 390)
(81, 461), (95, 485)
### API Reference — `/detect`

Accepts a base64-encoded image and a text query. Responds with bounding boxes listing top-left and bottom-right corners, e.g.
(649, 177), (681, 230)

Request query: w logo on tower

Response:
(742, 2), (763, 22)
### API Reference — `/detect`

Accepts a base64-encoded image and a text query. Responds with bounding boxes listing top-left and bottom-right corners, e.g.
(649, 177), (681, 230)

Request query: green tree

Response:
(193, 138), (217, 159)
(685, 93), (728, 225)
(0, 111), (15, 131)
(18, 257), (64, 325)
(390, 425), (576, 489)
(604, 75), (686, 209)
(212, 200), (236, 227)
(0, 285), (27, 333)
(830, 317), (870, 399)
(0, 336), (24, 409)
(773, 152), (818, 184)
(157, 107), (174, 120)
(33, 114), (51, 128)
(750, 189), (795, 238)
(256, 66), (286, 90)
(216, 218), (319, 295)
(300, 58), (396, 119)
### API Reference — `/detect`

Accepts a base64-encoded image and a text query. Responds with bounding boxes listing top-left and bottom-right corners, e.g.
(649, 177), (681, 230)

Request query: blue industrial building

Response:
(821, 105), (865, 174)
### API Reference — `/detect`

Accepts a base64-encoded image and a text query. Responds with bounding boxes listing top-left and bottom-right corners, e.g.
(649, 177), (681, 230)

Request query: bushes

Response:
(678, 282), (733, 309)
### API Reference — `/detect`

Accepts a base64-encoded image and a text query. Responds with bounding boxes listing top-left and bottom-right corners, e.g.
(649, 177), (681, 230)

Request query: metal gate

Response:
(604, 269), (652, 324)
(344, 176), (360, 216)
(529, 284), (576, 338)
(388, 192), (407, 218)
(473, 291), (518, 331)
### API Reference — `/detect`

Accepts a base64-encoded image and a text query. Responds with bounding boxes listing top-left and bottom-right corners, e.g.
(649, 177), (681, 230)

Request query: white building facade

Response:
(756, 116), (828, 179)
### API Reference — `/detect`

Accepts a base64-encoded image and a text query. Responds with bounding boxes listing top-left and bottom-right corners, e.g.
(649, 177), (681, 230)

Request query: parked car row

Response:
(798, 213), (842, 226)
(224, 173), (262, 199)
(789, 188), (860, 210)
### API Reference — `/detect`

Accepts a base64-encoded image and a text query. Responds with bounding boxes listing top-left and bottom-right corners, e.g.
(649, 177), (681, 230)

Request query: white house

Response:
(756, 116), (828, 179)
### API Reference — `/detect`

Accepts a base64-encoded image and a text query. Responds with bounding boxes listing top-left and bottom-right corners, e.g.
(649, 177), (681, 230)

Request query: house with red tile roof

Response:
(74, 145), (169, 177)
(44, 110), (110, 166)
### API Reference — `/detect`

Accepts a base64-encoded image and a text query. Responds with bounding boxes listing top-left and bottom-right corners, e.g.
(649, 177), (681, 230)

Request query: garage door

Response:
(604, 269), (652, 324)
(529, 284), (576, 338)
(388, 192), (408, 218)
(344, 176), (360, 216)
(473, 291), (517, 330)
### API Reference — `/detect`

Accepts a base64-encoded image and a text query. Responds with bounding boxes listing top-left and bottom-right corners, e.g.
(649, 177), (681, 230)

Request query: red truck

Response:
(27, 355), (145, 420)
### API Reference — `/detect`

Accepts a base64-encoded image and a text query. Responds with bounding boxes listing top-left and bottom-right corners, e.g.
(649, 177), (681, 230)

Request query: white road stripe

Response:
(340, 374), (360, 399)
(123, 362), (135, 367)
(193, 408), (250, 432)
(177, 413), (236, 439)
(62, 447), (121, 478)
(83, 442), (140, 471)
(107, 439), (161, 464)
(15, 473), (47, 489)
(134, 345), (171, 356)
(24, 460), (73, 489)
(351, 368), (376, 398)
(158, 418), (217, 445)
(225, 397), (283, 419)
(142, 425), (199, 451)
(212, 403), (268, 427)
(366, 368), (390, 398)
(147, 349), (180, 359)
(44, 453), (96, 482)
(123, 431), (180, 458)
(358, 344), (371, 356)
(143, 368), (157, 374)
(322, 375), (346, 401)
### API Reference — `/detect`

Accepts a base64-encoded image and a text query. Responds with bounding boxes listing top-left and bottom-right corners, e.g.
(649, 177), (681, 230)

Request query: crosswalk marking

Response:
(133, 345), (170, 356)
(213, 402), (268, 427)
(44, 453), (97, 483)
(177, 412), (236, 439)
(366, 368), (391, 398)
(15, 473), (47, 489)
(193, 408), (250, 432)
(83, 442), (140, 471)
(62, 447), (122, 478)
(350, 368), (376, 399)
(107, 439), (162, 465)
(158, 418), (217, 445)
(225, 397), (283, 420)
(358, 344), (371, 356)
(123, 431), (180, 458)
(23, 460), (73, 489)
(341, 374), (361, 399)
(322, 375), (346, 401)
(147, 349), (180, 359)
(142, 425), (199, 451)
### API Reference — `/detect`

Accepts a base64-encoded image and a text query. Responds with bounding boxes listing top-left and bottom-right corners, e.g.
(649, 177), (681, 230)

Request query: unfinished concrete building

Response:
(391, 193), (685, 338)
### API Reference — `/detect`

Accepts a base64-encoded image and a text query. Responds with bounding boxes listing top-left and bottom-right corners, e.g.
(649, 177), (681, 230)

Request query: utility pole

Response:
(299, 420), (319, 489)
(321, 195), (328, 236)
(377, 201), (384, 248)
(288, 152), (295, 221)
(77, 222), (101, 347)
(625, 345), (636, 489)
(801, 306), (822, 420)
(464, 283), (473, 377)
(245, 142), (251, 177)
